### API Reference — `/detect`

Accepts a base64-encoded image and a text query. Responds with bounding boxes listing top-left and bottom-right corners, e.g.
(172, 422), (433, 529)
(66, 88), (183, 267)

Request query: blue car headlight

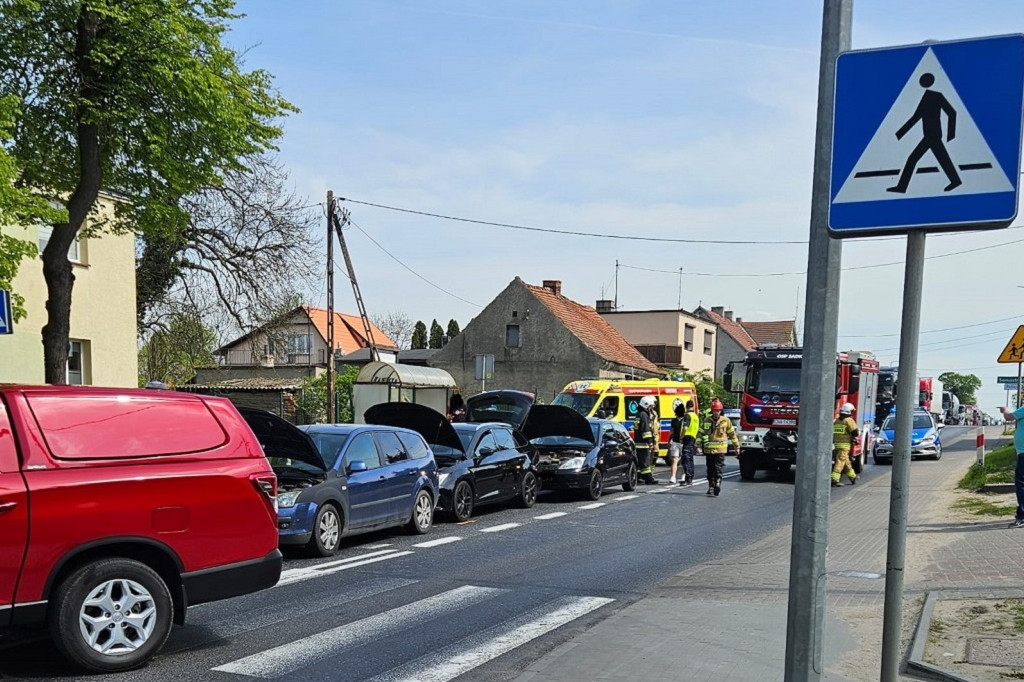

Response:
(277, 490), (302, 509)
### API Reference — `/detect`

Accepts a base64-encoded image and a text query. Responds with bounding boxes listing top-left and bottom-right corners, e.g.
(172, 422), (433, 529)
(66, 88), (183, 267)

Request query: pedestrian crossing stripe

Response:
(833, 47), (1014, 205)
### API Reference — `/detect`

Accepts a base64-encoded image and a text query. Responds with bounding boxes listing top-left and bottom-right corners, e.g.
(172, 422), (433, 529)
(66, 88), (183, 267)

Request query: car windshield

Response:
(881, 414), (932, 430)
(747, 364), (801, 394)
(552, 393), (600, 416)
(305, 432), (350, 468)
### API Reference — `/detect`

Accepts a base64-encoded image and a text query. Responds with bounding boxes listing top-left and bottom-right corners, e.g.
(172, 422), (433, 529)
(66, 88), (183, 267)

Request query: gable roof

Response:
(698, 307), (757, 351)
(302, 306), (398, 355)
(522, 281), (661, 374)
(741, 320), (798, 347)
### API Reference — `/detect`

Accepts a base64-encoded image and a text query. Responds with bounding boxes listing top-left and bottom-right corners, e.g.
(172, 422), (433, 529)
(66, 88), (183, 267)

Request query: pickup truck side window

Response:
(26, 394), (227, 459)
(0, 401), (17, 472)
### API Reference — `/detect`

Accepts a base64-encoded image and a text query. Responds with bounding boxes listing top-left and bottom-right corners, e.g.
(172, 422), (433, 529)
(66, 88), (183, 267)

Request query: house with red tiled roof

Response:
(196, 306), (398, 383)
(741, 320), (798, 347)
(694, 306), (798, 379)
(428, 278), (662, 401)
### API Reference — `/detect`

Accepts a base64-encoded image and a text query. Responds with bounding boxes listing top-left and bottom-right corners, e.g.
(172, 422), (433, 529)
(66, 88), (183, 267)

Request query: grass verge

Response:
(952, 497), (1017, 516)
(959, 444), (1016, 490)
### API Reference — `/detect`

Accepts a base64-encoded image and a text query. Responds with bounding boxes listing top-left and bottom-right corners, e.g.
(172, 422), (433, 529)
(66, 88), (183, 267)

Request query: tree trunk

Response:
(41, 6), (102, 384)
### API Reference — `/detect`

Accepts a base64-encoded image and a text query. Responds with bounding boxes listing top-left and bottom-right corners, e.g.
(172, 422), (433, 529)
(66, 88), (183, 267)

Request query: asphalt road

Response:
(1, 454), (893, 682)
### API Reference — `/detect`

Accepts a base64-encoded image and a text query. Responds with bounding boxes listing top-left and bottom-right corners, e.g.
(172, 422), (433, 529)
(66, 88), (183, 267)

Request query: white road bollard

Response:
(976, 427), (985, 466)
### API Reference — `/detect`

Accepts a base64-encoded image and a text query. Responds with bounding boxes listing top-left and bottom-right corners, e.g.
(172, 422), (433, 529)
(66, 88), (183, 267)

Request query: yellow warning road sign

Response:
(997, 325), (1024, 363)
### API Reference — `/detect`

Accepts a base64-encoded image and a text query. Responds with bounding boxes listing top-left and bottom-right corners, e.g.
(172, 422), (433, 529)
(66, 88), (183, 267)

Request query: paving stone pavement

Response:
(512, 427), (1024, 682)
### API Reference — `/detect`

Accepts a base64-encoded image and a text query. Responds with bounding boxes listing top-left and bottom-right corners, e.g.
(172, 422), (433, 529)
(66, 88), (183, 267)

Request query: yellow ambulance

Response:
(552, 378), (699, 453)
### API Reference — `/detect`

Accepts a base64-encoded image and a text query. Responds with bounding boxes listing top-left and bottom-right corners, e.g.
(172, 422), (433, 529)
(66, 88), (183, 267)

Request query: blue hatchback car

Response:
(237, 407), (439, 556)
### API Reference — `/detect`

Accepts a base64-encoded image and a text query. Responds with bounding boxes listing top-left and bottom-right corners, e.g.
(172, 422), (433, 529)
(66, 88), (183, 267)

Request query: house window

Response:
(684, 324), (695, 352)
(286, 334), (311, 355)
(506, 324), (521, 348)
(38, 225), (84, 264)
(67, 339), (89, 385)
(703, 330), (714, 356)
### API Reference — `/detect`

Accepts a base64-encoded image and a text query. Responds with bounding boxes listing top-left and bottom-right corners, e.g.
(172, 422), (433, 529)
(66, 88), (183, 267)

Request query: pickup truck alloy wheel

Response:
(50, 558), (172, 672)
(452, 480), (474, 522)
(311, 504), (341, 556)
(407, 490), (434, 535)
(517, 471), (538, 508)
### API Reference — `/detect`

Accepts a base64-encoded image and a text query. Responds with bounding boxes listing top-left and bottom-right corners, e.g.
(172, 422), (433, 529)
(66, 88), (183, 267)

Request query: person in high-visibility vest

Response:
(635, 396), (660, 485)
(832, 402), (859, 487)
(679, 400), (699, 486)
(700, 399), (738, 496)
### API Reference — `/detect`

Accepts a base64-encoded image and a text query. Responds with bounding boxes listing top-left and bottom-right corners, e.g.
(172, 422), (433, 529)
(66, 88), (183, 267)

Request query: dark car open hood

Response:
(465, 390), (535, 429)
(364, 402), (465, 454)
(236, 406), (326, 470)
(521, 405), (595, 444)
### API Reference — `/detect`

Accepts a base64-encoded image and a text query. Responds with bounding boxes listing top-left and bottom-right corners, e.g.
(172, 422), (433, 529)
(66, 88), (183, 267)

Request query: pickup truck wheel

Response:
(49, 558), (173, 673)
(738, 455), (757, 481)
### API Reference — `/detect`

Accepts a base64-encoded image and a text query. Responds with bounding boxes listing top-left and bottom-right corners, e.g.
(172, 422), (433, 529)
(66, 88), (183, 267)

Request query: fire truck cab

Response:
(723, 346), (878, 481)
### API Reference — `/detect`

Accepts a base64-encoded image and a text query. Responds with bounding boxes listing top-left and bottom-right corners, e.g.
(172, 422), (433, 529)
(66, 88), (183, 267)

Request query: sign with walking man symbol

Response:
(997, 326), (1024, 364)
(829, 35), (1024, 236)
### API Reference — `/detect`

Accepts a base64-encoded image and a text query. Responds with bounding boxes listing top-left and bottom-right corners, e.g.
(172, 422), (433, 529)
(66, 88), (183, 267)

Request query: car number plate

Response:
(773, 419), (797, 426)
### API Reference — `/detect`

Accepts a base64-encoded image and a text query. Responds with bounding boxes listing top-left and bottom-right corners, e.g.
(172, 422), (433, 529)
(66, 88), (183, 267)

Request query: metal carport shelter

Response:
(351, 361), (457, 424)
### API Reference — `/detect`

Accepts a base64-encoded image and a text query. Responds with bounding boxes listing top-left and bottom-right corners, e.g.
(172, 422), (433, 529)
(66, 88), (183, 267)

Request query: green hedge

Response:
(959, 444), (1017, 490)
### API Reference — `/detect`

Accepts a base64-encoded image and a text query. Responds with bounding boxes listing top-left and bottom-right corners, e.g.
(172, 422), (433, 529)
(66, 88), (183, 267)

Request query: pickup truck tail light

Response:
(250, 473), (278, 517)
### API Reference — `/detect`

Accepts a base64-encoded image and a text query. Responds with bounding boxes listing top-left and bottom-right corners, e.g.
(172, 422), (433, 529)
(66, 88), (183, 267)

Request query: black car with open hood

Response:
(531, 416), (638, 501)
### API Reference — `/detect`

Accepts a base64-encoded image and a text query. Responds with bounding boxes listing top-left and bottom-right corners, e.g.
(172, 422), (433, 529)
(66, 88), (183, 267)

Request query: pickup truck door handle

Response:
(0, 501), (17, 513)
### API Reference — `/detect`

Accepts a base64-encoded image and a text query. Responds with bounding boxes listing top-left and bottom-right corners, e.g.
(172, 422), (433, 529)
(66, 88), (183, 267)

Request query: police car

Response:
(872, 408), (942, 464)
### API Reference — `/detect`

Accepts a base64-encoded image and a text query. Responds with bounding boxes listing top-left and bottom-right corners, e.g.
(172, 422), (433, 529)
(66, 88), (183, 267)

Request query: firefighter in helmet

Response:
(832, 402), (859, 487)
(700, 398), (738, 496)
(635, 396), (660, 485)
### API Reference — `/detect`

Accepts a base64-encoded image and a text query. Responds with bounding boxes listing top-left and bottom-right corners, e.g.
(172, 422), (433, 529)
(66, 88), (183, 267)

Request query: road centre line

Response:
(479, 523), (521, 533)
(610, 495), (638, 501)
(277, 551), (414, 587)
(213, 585), (507, 678)
(367, 595), (615, 682)
(412, 536), (462, 548)
(577, 503), (605, 510)
(534, 512), (568, 520)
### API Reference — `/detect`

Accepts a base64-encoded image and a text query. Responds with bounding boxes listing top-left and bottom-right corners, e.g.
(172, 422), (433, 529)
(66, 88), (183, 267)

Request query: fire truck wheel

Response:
(738, 455), (757, 481)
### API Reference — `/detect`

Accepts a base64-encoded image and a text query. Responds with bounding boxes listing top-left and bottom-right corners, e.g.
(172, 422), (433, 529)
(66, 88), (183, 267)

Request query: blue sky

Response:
(228, 1), (1024, 414)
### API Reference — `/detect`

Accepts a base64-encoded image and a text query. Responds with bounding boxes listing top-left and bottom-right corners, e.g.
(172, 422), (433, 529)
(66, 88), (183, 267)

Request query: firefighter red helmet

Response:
(711, 399), (724, 411)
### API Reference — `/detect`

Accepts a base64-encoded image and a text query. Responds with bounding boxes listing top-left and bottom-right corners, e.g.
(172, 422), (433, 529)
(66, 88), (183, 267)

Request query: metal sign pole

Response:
(784, 2), (851, 680)
(1017, 361), (1022, 410)
(880, 231), (927, 681)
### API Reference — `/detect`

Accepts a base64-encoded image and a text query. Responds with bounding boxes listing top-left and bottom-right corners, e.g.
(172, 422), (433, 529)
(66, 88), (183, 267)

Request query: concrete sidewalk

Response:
(513, 427), (1024, 682)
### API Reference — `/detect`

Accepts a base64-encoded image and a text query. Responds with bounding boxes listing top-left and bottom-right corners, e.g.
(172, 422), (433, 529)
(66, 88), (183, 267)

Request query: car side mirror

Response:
(346, 460), (368, 475)
(477, 447), (495, 459)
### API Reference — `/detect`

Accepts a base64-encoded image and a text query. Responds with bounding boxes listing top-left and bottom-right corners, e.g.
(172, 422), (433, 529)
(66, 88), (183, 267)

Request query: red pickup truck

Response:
(0, 385), (282, 672)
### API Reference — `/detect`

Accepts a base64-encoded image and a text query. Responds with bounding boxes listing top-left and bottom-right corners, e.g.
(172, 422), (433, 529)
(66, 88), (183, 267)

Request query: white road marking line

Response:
(276, 550), (413, 587)
(611, 494), (639, 501)
(534, 512), (568, 520)
(412, 536), (463, 548)
(363, 543), (393, 549)
(577, 503), (605, 510)
(212, 585), (507, 678)
(368, 595), (615, 682)
(479, 523), (521, 533)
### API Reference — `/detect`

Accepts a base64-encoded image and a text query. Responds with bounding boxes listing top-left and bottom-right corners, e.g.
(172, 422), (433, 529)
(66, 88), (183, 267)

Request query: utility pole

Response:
(326, 191), (336, 423)
(614, 259), (619, 311)
(784, 2), (851, 681)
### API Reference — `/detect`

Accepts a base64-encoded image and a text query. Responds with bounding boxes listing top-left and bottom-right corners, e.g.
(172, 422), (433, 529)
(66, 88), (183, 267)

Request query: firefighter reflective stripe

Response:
(684, 413), (699, 439)
(833, 416), (858, 450)
(702, 415), (738, 453)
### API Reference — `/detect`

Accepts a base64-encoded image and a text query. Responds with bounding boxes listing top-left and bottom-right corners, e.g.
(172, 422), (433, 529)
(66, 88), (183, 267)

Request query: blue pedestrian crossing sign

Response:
(830, 34), (1024, 236)
(0, 289), (12, 335)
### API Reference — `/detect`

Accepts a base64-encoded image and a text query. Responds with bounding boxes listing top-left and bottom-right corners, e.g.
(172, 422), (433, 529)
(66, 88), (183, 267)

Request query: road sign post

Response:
(829, 33), (1024, 682)
(474, 354), (494, 392)
(0, 290), (12, 335)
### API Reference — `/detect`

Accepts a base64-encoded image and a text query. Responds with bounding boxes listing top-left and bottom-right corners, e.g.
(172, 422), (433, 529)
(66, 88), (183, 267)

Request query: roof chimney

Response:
(542, 280), (562, 296)
(711, 306), (724, 316)
(724, 310), (733, 321)
(596, 299), (614, 313)
(736, 317), (743, 323)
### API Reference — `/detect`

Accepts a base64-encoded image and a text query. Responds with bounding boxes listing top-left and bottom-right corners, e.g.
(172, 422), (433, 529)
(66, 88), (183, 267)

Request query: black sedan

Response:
(365, 403), (538, 522)
(530, 416), (639, 500)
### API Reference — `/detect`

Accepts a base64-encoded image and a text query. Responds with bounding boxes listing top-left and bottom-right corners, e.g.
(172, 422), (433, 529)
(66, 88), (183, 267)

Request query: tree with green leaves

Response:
(0, 0), (294, 383)
(446, 318), (460, 340)
(0, 96), (65, 321)
(675, 369), (737, 411)
(938, 371), (982, 405)
(429, 319), (445, 349)
(137, 310), (217, 387)
(411, 321), (428, 349)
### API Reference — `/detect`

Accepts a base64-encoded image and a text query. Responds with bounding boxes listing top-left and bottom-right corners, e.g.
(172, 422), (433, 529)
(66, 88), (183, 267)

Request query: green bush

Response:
(959, 444), (1017, 490)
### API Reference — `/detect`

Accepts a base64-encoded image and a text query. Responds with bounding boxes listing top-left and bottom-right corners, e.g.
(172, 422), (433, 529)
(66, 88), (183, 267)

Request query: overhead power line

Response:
(840, 313), (1024, 338)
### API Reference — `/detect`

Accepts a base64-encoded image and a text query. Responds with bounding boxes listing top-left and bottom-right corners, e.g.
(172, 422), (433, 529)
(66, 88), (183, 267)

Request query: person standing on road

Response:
(998, 404), (1024, 528)
(700, 399), (738, 496)
(635, 396), (660, 485)
(680, 400), (698, 486)
(831, 402), (859, 487)
(668, 401), (684, 484)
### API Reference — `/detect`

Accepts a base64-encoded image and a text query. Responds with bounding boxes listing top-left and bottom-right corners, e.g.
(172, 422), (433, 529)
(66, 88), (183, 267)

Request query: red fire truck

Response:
(723, 346), (879, 480)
